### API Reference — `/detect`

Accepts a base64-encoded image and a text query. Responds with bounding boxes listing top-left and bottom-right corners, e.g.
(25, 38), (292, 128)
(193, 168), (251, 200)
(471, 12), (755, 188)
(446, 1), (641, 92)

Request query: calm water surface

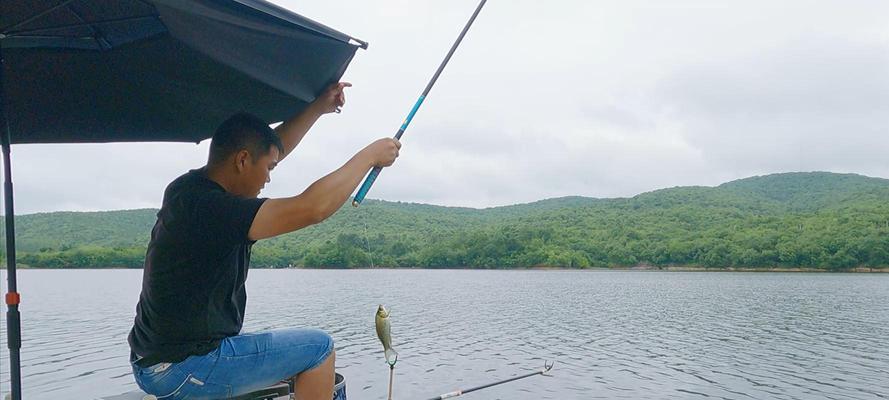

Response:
(0, 269), (887, 399)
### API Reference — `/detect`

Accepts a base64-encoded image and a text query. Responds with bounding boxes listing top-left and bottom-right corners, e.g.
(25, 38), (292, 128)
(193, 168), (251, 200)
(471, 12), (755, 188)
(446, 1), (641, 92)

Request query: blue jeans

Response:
(132, 328), (334, 399)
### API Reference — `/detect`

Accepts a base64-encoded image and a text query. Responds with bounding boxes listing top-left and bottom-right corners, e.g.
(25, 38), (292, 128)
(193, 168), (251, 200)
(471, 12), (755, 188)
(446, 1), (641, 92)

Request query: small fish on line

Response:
(375, 304), (399, 365)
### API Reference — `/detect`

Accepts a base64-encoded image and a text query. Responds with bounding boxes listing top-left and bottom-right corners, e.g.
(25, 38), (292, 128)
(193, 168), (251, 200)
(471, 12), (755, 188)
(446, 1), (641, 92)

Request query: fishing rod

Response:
(424, 362), (554, 400)
(352, 0), (487, 207)
(374, 305), (552, 399)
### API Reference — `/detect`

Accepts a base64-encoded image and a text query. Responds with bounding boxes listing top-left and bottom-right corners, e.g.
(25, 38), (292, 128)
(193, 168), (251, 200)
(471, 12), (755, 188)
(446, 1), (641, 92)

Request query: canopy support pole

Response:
(0, 43), (23, 400)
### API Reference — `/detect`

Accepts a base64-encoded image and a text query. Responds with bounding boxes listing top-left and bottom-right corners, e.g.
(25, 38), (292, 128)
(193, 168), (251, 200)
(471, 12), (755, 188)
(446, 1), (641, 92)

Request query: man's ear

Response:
(235, 150), (251, 172)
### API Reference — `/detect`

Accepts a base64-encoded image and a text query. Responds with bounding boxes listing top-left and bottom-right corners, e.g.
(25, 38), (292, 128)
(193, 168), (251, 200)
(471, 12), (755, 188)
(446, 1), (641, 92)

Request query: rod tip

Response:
(352, 200), (360, 207)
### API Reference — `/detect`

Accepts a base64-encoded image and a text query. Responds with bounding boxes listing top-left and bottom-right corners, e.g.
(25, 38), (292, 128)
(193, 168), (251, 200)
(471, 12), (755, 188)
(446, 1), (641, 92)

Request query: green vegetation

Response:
(4, 172), (889, 270)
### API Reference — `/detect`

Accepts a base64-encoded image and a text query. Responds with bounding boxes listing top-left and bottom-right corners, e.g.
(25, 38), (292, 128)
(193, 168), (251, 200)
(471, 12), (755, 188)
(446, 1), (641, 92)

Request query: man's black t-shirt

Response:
(128, 168), (266, 366)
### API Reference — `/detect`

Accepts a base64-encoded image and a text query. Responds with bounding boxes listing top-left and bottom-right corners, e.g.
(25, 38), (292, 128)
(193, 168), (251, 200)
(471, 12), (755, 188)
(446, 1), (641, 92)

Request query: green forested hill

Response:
(6, 172), (889, 270)
(11, 209), (157, 252)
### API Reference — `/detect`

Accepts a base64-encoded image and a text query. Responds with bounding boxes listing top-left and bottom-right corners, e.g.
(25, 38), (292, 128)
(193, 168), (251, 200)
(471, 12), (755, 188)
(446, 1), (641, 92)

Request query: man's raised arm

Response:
(275, 82), (351, 161)
(248, 138), (400, 241)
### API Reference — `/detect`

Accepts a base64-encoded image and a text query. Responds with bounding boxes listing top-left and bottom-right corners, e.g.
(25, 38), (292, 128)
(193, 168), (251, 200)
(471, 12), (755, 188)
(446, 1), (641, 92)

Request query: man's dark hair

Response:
(208, 113), (284, 166)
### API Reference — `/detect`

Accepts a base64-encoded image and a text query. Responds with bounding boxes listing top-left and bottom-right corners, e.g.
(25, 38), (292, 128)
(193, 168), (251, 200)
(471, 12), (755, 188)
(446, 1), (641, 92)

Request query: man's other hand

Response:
(312, 82), (352, 114)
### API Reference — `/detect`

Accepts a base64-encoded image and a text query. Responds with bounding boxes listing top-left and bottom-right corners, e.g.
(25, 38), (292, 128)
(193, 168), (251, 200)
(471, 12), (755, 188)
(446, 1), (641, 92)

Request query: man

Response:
(128, 82), (400, 400)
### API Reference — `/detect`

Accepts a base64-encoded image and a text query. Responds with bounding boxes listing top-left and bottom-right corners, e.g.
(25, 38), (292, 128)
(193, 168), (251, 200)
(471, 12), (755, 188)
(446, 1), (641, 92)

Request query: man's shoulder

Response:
(159, 168), (216, 212)
(170, 167), (209, 187)
(166, 168), (218, 195)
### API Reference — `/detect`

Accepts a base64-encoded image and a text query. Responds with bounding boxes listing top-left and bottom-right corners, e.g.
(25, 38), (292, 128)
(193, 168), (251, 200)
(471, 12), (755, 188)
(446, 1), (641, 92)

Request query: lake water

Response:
(0, 269), (887, 400)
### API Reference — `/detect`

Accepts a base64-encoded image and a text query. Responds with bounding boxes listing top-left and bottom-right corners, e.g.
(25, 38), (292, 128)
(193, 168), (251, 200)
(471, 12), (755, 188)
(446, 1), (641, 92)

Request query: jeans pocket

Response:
(135, 367), (191, 399)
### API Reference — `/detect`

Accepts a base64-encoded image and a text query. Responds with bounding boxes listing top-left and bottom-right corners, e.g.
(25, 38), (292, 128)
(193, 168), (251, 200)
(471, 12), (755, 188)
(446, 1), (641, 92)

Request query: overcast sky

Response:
(9, 0), (889, 214)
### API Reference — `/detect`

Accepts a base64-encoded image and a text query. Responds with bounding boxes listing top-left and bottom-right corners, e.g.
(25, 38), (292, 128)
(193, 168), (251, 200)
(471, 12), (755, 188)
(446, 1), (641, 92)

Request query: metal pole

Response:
(352, 0), (487, 207)
(0, 42), (23, 400)
(387, 364), (395, 400)
(425, 362), (553, 400)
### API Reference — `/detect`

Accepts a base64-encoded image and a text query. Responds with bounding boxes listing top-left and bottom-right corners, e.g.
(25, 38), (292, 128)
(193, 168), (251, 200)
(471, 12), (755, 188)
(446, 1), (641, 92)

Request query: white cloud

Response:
(5, 0), (889, 213)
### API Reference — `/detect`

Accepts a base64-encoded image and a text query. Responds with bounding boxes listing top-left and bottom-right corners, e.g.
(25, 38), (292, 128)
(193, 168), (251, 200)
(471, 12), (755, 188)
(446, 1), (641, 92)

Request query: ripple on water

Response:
(0, 270), (888, 400)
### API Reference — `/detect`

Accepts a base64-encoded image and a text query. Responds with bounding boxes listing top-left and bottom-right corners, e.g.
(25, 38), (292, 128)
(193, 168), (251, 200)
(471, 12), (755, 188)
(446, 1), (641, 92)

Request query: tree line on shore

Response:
(7, 172), (889, 270)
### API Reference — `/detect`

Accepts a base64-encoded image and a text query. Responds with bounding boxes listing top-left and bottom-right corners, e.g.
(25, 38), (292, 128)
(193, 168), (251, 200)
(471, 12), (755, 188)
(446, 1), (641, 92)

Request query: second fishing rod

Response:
(352, 0), (487, 207)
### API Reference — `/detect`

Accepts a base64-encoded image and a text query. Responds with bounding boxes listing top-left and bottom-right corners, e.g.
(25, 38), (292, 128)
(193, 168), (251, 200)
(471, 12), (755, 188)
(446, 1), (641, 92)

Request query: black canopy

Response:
(1, 0), (367, 143)
(1, 1), (366, 399)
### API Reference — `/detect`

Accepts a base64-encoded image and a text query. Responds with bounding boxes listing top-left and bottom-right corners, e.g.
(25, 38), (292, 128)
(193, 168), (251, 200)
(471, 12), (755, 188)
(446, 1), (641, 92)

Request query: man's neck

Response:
(204, 164), (235, 194)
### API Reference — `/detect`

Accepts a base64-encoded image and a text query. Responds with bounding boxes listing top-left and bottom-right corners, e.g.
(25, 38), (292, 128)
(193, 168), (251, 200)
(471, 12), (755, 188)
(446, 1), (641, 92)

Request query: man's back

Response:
(127, 91), (398, 400)
(128, 168), (265, 366)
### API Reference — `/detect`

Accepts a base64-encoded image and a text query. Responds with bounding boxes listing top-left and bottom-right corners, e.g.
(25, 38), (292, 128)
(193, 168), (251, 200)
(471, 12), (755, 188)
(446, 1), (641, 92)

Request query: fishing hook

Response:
(543, 361), (555, 376)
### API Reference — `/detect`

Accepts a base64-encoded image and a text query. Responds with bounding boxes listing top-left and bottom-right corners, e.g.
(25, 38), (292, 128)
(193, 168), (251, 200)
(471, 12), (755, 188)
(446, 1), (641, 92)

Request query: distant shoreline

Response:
(4, 265), (889, 273)
(598, 265), (889, 273)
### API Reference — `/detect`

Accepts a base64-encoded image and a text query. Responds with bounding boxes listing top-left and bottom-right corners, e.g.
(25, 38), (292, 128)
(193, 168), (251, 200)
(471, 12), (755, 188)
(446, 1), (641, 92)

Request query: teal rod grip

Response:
(353, 166), (382, 207)
(352, 95), (424, 207)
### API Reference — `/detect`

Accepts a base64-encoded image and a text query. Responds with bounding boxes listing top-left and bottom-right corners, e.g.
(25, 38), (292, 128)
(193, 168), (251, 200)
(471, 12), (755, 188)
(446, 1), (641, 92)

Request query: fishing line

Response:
(361, 208), (376, 268)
